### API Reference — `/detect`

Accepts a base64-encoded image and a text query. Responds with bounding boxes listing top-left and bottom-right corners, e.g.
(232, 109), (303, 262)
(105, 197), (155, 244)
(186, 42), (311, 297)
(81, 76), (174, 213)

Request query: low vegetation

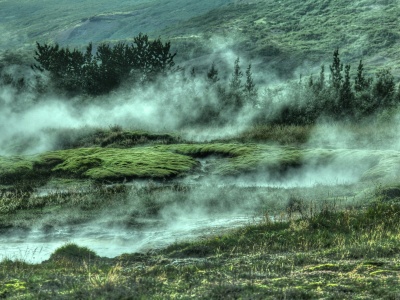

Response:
(2, 191), (400, 299)
(3, 138), (400, 185)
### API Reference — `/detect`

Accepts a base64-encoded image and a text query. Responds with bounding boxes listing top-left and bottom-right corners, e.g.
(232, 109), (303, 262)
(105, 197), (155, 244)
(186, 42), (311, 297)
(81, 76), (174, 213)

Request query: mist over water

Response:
(0, 63), (258, 155)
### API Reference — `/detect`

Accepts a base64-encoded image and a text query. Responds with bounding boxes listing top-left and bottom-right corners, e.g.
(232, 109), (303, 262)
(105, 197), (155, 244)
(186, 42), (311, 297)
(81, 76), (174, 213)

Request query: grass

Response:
(49, 126), (183, 150)
(2, 124), (400, 298)
(3, 135), (400, 184)
(2, 196), (400, 298)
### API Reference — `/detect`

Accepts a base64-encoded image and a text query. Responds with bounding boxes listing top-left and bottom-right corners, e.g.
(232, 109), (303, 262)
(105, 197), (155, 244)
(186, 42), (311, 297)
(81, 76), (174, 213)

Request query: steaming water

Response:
(0, 214), (259, 264)
(0, 155), (374, 264)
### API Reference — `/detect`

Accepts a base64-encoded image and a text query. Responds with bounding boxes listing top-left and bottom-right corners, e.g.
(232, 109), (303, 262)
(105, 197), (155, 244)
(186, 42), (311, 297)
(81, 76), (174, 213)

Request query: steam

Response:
(0, 39), (269, 155)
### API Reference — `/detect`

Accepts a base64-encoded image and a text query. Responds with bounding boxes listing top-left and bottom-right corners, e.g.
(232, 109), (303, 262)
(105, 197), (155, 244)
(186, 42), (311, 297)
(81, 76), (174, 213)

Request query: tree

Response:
(373, 68), (396, 107)
(330, 48), (343, 90)
(316, 65), (325, 91)
(339, 64), (354, 116)
(354, 59), (371, 92)
(131, 33), (176, 81)
(206, 62), (219, 84)
(244, 64), (257, 105)
(229, 57), (243, 92)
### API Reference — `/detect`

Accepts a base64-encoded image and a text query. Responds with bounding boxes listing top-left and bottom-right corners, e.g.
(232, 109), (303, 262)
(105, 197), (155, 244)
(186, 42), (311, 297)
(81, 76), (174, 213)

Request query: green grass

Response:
(49, 127), (182, 149)
(159, 142), (400, 180)
(0, 147), (198, 183)
(2, 126), (400, 298)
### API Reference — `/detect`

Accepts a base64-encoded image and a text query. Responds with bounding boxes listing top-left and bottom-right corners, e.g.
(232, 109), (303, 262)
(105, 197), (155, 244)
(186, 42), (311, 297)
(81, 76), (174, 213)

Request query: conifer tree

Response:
(207, 62), (219, 84)
(339, 64), (354, 116)
(330, 48), (343, 90)
(229, 57), (243, 92)
(354, 59), (371, 92)
(244, 64), (257, 105)
(227, 57), (244, 111)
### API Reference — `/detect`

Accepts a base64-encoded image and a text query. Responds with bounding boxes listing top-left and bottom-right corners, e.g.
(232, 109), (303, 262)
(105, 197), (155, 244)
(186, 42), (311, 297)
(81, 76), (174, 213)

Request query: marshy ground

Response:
(1, 124), (400, 298)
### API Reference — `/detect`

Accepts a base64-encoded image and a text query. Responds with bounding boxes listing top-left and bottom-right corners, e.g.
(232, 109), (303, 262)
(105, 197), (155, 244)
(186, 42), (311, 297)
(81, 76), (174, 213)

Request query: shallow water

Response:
(0, 214), (259, 264)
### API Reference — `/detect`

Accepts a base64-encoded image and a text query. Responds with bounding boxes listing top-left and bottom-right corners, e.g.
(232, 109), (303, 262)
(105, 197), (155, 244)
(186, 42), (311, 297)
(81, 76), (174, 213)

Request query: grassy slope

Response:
(164, 0), (400, 76)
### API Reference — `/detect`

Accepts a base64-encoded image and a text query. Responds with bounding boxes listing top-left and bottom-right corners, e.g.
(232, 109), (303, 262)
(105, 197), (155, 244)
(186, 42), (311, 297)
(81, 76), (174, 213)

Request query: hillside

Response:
(0, 0), (233, 49)
(163, 0), (400, 77)
(1, 0), (399, 78)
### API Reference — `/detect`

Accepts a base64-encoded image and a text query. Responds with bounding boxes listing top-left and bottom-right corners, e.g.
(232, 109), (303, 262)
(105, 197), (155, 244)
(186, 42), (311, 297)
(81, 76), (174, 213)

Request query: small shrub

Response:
(286, 196), (305, 219)
(49, 243), (98, 263)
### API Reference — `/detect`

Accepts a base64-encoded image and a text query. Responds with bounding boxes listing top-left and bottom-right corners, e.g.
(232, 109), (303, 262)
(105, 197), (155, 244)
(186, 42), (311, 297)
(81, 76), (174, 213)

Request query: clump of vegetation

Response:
(32, 33), (176, 95)
(49, 127), (182, 150)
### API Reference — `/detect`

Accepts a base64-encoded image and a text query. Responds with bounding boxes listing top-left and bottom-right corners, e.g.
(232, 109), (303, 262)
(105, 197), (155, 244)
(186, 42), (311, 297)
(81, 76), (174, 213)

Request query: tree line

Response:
(1, 33), (400, 125)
